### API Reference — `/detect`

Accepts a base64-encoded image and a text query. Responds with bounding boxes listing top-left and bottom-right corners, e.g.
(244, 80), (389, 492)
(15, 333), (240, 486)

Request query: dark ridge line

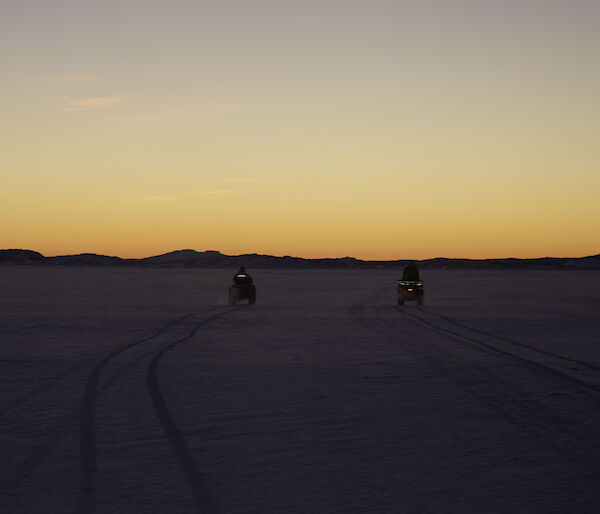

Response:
(2, 248), (599, 269)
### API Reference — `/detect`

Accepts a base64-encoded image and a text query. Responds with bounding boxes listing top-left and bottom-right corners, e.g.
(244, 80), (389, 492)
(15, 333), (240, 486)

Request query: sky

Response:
(2, 0), (599, 260)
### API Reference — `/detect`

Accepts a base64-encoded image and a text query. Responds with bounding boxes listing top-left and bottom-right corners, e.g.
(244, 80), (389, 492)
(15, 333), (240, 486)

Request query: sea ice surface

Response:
(1, 266), (599, 513)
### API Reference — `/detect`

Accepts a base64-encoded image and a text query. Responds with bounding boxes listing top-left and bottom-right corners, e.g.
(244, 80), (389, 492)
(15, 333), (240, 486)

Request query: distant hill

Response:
(46, 253), (129, 266)
(141, 250), (366, 269)
(1, 249), (599, 269)
(0, 249), (45, 263)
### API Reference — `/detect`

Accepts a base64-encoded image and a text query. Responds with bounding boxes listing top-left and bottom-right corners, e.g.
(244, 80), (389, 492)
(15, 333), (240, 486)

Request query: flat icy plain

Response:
(1, 266), (599, 513)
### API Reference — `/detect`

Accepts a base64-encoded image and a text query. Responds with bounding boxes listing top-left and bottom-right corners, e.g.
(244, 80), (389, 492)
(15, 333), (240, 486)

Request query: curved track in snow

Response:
(145, 309), (235, 514)
(77, 306), (238, 514)
(351, 286), (600, 479)
(0, 316), (195, 497)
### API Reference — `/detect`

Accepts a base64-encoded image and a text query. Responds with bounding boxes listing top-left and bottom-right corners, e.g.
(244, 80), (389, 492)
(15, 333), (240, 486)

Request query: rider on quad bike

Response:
(229, 267), (256, 304)
(233, 267), (253, 286)
(402, 261), (420, 281)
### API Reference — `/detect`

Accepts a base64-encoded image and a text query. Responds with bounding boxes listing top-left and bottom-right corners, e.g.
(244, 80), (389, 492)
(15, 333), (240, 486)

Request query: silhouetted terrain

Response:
(1, 248), (599, 269)
(0, 249), (45, 262)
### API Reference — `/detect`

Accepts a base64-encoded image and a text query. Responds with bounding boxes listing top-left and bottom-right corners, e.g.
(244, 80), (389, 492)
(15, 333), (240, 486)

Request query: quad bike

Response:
(397, 280), (424, 306)
(228, 283), (256, 305)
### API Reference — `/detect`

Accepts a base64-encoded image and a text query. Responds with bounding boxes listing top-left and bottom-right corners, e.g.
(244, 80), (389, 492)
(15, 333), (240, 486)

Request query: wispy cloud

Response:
(66, 94), (126, 110)
(40, 73), (104, 84)
(203, 190), (263, 195)
(135, 195), (176, 203)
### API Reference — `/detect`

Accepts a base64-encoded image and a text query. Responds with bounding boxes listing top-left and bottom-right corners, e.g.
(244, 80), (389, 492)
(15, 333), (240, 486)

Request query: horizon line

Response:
(2, 248), (599, 262)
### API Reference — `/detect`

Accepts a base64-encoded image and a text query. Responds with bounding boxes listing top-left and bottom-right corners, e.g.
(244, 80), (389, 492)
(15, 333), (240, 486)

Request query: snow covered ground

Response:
(1, 266), (599, 513)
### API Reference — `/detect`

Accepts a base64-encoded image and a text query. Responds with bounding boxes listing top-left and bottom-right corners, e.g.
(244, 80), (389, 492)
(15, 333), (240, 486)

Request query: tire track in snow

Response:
(393, 305), (600, 474)
(1, 312), (206, 502)
(77, 307), (229, 514)
(351, 297), (600, 477)
(146, 307), (239, 514)
(402, 308), (600, 397)
(421, 307), (600, 372)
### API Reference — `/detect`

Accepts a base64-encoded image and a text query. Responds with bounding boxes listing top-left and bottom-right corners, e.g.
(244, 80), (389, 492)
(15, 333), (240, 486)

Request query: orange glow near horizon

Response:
(2, 2), (599, 261)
